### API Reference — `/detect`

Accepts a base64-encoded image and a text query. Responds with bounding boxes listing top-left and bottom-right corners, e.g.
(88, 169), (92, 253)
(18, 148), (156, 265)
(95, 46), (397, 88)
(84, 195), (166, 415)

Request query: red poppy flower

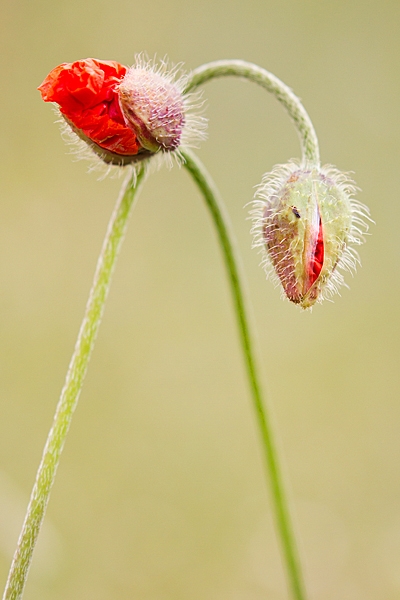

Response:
(38, 58), (140, 157)
(39, 56), (207, 167)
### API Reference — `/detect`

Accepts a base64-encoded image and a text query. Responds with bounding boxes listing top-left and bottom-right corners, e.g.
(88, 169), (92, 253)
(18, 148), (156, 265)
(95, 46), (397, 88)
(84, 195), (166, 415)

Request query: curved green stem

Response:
(185, 59), (320, 165)
(182, 148), (307, 600)
(2, 165), (146, 600)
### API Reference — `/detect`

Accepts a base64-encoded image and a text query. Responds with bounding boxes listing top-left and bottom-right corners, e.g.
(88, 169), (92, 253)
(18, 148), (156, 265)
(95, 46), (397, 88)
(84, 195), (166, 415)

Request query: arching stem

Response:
(182, 148), (307, 600)
(185, 59), (320, 166)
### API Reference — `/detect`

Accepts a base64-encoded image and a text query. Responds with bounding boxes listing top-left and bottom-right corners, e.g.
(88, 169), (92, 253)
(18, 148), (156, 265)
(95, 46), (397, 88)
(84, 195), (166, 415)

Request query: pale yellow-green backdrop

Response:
(0, 1), (399, 599)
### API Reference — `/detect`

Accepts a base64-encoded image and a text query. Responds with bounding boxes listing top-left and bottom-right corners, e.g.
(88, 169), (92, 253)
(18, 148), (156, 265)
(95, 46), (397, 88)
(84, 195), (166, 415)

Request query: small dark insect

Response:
(291, 206), (301, 218)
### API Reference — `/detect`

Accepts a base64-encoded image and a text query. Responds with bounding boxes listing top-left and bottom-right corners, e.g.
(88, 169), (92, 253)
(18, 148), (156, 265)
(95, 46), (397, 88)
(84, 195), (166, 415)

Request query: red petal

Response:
(38, 58), (139, 156)
(308, 217), (324, 286)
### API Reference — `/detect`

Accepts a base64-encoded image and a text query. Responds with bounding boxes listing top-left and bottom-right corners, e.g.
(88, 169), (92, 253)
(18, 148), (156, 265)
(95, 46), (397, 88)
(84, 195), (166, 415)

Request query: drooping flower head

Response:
(251, 161), (371, 309)
(38, 56), (206, 168)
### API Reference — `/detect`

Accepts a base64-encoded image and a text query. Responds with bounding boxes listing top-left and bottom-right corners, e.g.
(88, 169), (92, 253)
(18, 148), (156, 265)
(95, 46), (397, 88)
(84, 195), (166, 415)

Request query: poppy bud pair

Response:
(39, 58), (370, 308)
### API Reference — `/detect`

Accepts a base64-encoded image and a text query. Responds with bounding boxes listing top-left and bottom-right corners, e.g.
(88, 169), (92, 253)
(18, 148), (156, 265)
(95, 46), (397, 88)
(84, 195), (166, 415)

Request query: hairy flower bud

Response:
(251, 162), (371, 309)
(38, 56), (206, 168)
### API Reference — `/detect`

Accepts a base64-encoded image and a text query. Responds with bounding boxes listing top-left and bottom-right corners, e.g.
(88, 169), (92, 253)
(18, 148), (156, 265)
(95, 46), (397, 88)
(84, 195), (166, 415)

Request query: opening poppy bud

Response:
(251, 162), (371, 309)
(38, 56), (206, 167)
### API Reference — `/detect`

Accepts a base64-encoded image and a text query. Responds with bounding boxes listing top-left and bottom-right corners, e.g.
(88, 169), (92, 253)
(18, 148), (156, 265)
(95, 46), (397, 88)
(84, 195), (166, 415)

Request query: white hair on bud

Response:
(125, 53), (208, 151)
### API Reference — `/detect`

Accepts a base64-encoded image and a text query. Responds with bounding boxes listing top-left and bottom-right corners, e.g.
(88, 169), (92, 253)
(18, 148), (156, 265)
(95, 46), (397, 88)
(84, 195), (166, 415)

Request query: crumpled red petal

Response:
(38, 59), (140, 156)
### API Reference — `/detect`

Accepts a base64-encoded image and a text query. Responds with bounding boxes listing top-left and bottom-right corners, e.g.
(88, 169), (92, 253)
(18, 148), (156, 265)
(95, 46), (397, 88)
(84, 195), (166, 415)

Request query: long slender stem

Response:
(185, 59), (320, 165)
(182, 148), (306, 600)
(3, 165), (146, 600)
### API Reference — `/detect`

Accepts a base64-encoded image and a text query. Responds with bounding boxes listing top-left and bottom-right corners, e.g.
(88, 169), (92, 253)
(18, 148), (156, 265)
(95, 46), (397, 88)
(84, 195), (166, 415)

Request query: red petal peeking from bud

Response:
(309, 218), (324, 287)
(251, 162), (371, 309)
(38, 58), (142, 161)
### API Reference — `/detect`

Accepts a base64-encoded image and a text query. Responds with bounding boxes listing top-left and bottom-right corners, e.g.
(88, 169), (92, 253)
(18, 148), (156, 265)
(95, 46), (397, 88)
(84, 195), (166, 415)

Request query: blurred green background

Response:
(0, 0), (399, 598)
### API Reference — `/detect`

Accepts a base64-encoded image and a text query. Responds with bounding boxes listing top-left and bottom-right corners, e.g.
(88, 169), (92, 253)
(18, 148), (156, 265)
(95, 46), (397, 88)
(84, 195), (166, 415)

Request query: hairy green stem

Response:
(185, 59), (320, 165)
(182, 148), (306, 600)
(2, 166), (146, 600)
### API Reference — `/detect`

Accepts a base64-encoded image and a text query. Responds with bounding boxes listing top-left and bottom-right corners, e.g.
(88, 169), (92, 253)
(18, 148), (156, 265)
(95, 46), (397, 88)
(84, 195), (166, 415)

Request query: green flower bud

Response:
(251, 162), (371, 309)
